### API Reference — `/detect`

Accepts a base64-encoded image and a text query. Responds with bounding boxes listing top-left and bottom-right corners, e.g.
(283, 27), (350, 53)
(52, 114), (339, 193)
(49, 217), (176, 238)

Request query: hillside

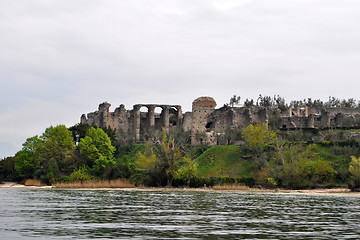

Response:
(195, 145), (254, 178)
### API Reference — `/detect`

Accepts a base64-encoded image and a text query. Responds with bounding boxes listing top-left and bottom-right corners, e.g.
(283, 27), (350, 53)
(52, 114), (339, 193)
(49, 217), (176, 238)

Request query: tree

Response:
(155, 129), (183, 186)
(92, 156), (116, 179)
(176, 157), (197, 186)
(348, 156), (360, 191)
(229, 95), (241, 107)
(0, 156), (18, 181)
(78, 127), (116, 179)
(78, 127), (116, 166)
(310, 159), (337, 184)
(273, 95), (288, 112)
(241, 122), (276, 151)
(34, 125), (76, 183)
(136, 129), (184, 186)
(279, 144), (314, 189)
(257, 95), (274, 108)
(136, 144), (161, 186)
(244, 98), (254, 107)
(14, 136), (42, 179)
(68, 123), (91, 143)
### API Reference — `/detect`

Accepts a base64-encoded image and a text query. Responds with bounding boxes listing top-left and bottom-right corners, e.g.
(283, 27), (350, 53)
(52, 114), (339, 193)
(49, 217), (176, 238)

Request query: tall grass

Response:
(53, 179), (135, 189)
(24, 179), (43, 186)
(211, 183), (250, 191)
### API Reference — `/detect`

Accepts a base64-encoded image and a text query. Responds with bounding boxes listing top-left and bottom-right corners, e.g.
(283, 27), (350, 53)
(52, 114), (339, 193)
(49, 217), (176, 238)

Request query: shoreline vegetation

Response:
(0, 181), (357, 195)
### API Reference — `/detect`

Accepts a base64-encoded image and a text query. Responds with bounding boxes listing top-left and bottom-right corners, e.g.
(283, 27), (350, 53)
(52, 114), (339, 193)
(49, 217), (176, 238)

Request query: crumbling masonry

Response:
(81, 96), (360, 145)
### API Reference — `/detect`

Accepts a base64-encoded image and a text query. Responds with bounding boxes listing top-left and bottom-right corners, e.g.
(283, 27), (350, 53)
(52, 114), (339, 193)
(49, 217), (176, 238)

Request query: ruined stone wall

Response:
(80, 102), (131, 137)
(282, 115), (314, 129)
(81, 98), (360, 146)
(81, 102), (183, 141)
(206, 106), (268, 133)
(205, 106), (234, 133)
(325, 108), (360, 117)
(182, 112), (193, 131)
(282, 107), (360, 129)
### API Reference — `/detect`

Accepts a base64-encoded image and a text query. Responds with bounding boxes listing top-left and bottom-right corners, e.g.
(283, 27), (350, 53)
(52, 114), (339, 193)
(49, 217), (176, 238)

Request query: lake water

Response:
(1, 189), (360, 239)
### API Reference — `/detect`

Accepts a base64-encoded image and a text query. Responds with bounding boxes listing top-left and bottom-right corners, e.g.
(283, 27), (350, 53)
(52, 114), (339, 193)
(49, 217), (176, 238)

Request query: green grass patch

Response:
(194, 145), (254, 178)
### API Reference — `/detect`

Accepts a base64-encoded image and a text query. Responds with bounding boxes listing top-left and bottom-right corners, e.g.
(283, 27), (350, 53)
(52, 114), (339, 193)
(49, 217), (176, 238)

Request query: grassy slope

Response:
(194, 145), (254, 178)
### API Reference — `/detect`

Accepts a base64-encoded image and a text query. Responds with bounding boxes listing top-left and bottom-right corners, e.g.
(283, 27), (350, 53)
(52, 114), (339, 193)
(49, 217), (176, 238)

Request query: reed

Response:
(211, 183), (250, 191)
(53, 179), (135, 189)
(24, 179), (44, 186)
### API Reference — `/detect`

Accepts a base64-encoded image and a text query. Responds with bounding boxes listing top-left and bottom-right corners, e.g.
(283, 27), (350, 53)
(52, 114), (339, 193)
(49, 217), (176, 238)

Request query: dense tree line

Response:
(228, 94), (360, 110)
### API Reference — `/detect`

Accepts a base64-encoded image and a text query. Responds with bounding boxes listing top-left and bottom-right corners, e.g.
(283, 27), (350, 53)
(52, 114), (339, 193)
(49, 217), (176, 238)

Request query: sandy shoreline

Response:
(2, 182), (360, 195)
(0, 182), (52, 189)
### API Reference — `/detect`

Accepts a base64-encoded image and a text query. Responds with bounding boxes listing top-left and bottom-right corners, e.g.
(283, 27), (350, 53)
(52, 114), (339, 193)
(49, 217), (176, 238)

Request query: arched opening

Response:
(169, 107), (179, 127)
(139, 106), (148, 136)
(154, 106), (163, 130)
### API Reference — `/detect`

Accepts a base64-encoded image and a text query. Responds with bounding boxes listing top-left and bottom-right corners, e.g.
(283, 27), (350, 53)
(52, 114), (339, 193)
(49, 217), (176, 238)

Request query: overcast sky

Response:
(1, 0), (360, 158)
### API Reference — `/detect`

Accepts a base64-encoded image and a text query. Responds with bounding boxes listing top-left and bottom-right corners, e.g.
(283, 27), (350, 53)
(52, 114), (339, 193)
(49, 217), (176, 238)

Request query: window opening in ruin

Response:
(154, 107), (162, 114)
(169, 107), (178, 126)
(154, 107), (163, 129)
(169, 115), (177, 126)
(139, 106), (149, 134)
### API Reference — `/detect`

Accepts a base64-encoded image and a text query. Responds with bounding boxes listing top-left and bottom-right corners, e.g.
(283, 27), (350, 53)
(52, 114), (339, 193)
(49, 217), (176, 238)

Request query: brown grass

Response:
(24, 179), (44, 186)
(211, 183), (250, 191)
(53, 179), (135, 189)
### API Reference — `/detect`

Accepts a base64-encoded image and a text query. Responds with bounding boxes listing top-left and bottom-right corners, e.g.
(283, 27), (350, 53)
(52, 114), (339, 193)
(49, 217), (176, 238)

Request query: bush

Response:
(348, 156), (360, 191)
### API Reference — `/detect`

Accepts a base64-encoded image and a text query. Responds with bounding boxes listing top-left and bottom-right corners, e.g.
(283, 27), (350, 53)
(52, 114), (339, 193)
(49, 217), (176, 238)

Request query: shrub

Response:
(348, 156), (360, 191)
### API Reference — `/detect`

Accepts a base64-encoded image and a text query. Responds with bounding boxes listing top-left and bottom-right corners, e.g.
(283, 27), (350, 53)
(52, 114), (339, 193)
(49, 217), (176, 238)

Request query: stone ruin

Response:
(81, 96), (360, 145)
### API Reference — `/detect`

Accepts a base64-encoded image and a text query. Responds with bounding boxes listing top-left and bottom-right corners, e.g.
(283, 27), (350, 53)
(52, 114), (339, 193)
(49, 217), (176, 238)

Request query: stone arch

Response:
(154, 106), (163, 129)
(132, 104), (183, 140)
(169, 105), (182, 127)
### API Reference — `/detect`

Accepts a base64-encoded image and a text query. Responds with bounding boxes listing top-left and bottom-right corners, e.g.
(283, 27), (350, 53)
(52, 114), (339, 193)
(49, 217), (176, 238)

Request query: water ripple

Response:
(1, 189), (360, 239)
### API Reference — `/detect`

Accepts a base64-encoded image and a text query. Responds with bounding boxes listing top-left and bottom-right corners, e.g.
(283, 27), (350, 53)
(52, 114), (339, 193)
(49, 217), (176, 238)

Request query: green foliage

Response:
(268, 110), (283, 131)
(15, 136), (42, 179)
(78, 127), (115, 165)
(35, 125), (76, 183)
(0, 157), (17, 181)
(135, 145), (162, 186)
(244, 98), (254, 107)
(348, 156), (360, 191)
(77, 127), (117, 179)
(168, 128), (191, 153)
(309, 159), (337, 183)
(241, 122), (276, 151)
(229, 95), (241, 107)
(256, 95), (273, 108)
(70, 166), (91, 182)
(135, 129), (186, 186)
(195, 145), (253, 178)
(92, 156), (116, 179)
(68, 123), (91, 143)
(272, 143), (338, 189)
(176, 157), (198, 186)
(101, 127), (117, 146)
(14, 126), (76, 184)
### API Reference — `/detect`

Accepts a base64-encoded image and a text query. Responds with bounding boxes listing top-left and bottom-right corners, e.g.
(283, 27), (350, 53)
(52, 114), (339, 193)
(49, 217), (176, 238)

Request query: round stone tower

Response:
(191, 96), (217, 145)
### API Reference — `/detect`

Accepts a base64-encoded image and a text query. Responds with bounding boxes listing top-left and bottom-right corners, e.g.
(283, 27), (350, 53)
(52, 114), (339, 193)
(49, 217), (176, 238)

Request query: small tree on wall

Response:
(229, 95), (241, 107)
